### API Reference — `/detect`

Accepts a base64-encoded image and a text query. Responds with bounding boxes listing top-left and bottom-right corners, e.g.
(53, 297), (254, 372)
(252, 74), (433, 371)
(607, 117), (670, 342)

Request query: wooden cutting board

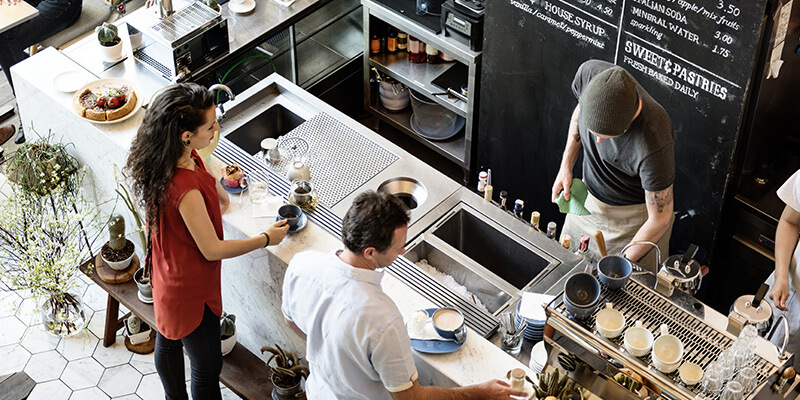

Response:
(94, 253), (138, 284)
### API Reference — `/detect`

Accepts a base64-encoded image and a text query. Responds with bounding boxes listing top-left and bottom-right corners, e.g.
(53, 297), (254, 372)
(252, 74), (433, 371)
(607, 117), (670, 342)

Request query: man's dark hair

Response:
(342, 191), (410, 253)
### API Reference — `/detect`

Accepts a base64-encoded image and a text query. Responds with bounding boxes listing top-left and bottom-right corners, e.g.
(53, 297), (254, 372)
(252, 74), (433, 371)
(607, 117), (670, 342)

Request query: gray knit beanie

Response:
(580, 66), (639, 137)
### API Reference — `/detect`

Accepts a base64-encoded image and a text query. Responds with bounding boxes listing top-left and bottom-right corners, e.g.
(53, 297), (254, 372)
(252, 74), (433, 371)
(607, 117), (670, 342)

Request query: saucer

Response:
(229, 0), (255, 14)
(407, 308), (465, 354)
(138, 291), (153, 304)
(276, 212), (307, 233)
(220, 175), (248, 194)
(53, 71), (88, 93)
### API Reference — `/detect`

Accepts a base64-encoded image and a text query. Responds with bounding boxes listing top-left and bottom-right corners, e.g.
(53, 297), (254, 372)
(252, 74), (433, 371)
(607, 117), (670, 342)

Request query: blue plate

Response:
(220, 175), (247, 194)
(276, 213), (308, 234)
(408, 308), (465, 354)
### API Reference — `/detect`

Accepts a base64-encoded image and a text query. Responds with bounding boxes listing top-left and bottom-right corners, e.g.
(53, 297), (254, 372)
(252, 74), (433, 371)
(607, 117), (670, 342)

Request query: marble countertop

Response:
(11, 47), (536, 388)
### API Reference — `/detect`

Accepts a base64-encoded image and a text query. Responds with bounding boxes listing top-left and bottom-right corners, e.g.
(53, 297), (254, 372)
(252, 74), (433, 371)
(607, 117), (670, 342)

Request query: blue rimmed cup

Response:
(563, 272), (601, 319)
(431, 307), (467, 344)
(598, 255), (632, 290)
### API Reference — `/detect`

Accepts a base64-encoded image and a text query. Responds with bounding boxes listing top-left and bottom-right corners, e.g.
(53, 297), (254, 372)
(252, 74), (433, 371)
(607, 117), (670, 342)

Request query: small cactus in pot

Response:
(220, 312), (237, 356)
(101, 213), (135, 270)
(96, 22), (121, 47)
(124, 315), (152, 345)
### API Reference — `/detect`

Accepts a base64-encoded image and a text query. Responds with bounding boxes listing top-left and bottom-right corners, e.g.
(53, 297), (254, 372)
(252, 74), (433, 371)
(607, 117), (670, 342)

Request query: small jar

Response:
(425, 43), (439, 63)
(546, 221), (557, 239)
(370, 33), (381, 55)
(477, 171), (488, 192)
(408, 37), (426, 63)
(387, 31), (397, 53)
(397, 32), (408, 51)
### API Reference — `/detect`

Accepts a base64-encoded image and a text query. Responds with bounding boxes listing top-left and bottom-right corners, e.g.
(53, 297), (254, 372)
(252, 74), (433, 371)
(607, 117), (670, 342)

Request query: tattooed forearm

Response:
(646, 187), (673, 213)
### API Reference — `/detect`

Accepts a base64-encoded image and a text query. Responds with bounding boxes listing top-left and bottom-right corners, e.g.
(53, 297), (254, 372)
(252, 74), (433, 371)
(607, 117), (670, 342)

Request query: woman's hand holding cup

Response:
(264, 220), (290, 246)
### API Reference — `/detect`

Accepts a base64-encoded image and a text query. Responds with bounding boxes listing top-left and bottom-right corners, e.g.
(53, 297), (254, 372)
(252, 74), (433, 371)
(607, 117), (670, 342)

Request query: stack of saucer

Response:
(529, 341), (548, 374)
(516, 292), (553, 343)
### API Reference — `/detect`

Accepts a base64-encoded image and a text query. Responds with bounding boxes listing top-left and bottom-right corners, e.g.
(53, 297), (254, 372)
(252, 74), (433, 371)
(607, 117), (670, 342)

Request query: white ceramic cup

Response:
(231, 0), (246, 5)
(595, 302), (625, 338)
(679, 362), (704, 386)
(623, 320), (654, 357)
(652, 324), (684, 373)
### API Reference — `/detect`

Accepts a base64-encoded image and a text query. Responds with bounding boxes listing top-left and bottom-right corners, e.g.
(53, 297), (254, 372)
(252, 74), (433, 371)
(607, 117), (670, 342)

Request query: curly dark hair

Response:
(123, 83), (215, 228)
(342, 191), (410, 253)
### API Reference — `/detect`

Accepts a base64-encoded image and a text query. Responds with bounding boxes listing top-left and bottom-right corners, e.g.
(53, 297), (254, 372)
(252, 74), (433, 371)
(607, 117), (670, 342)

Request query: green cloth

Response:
(556, 178), (591, 216)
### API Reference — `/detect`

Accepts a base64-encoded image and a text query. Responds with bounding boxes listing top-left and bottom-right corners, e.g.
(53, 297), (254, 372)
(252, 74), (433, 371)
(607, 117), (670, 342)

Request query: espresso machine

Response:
(543, 268), (795, 399)
(126, 2), (229, 81)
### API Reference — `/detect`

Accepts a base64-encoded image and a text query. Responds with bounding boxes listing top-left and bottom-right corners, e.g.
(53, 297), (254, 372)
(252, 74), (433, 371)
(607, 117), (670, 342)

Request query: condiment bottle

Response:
(514, 199), (524, 218)
(530, 211), (540, 230)
(579, 234), (590, 253)
(425, 43), (439, 64)
(387, 30), (397, 53)
(546, 221), (557, 239)
(560, 233), (571, 249)
(477, 171), (488, 192)
(408, 37), (426, 63)
(370, 33), (381, 55)
(484, 184), (493, 202)
(499, 190), (508, 211)
(397, 32), (408, 51)
(509, 368), (526, 391)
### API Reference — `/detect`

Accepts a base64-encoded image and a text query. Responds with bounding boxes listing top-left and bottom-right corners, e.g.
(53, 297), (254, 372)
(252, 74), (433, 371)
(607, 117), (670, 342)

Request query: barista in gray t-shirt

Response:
(552, 60), (675, 267)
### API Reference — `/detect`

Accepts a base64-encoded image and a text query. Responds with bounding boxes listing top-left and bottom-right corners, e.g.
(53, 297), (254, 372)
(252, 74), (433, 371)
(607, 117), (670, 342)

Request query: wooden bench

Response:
(80, 261), (273, 399)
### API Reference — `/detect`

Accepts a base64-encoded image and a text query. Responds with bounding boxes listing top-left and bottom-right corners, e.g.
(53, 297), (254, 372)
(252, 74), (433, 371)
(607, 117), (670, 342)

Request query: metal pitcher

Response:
(727, 283), (773, 337)
(655, 244), (703, 297)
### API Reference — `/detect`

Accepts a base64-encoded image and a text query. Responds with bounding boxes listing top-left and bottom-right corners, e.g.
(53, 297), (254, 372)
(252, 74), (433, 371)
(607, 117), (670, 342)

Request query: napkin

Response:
(406, 311), (450, 341)
(555, 178), (591, 216)
(251, 196), (283, 218)
(519, 292), (554, 321)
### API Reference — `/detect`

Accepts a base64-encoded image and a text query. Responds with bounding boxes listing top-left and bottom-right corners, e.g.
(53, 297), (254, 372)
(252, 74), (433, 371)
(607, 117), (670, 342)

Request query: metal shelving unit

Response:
(361, 0), (481, 170)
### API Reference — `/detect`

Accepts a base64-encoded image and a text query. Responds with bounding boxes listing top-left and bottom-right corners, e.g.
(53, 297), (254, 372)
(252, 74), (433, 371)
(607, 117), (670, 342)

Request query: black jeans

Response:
(155, 304), (223, 400)
(0, 0), (82, 91)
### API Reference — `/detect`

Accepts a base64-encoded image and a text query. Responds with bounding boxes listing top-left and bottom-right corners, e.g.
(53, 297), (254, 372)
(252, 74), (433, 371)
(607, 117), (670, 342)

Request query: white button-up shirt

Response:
(282, 250), (418, 400)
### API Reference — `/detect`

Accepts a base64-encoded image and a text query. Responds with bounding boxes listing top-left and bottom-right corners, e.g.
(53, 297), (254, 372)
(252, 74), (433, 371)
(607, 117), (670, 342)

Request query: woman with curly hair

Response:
(125, 83), (289, 400)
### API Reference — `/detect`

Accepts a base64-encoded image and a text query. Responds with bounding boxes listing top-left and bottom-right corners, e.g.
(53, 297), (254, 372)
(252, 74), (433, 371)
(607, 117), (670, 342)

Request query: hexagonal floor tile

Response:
(93, 340), (132, 368)
(0, 344), (32, 376)
(16, 297), (42, 326)
(0, 290), (22, 318)
(136, 373), (166, 400)
(69, 386), (110, 400)
(27, 379), (72, 400)
(0, 315), (27, 346)
(110, 395), (143, 400)
(21, 325), (62, 354)
(82, 285), (109, 313)
(24, 350), (68, 382)
(98, 364), (142, 397)
(61, 357), (105, 390)
(57, 330), (100, 361)
(130, 352), (156, 375)
(87, 310), (120, 340)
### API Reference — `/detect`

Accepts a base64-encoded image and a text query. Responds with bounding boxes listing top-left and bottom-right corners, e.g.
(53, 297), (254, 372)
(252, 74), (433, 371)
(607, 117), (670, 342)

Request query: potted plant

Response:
(220, 311), (236, 356)
(114, 168), (151, 302)
(101, 213), (135, 270)
(124, 315), (152, 345)
(261, 343), (308, 399)
(0, 131), (105, 336)
(96, 22), (122, 62)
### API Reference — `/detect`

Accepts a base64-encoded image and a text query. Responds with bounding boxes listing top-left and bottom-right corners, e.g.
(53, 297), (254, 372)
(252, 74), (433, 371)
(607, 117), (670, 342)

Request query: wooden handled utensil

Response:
(594, 230), (607, 258)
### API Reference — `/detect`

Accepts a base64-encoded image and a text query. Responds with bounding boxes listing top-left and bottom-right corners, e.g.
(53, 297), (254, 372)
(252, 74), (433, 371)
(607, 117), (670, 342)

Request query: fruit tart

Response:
(222, 163), (244, 188)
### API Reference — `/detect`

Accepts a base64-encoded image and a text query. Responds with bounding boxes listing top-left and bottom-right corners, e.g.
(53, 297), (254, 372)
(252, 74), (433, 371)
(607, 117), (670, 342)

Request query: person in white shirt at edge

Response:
(282, 190), (527, 400)
(766, 170), (800, 366)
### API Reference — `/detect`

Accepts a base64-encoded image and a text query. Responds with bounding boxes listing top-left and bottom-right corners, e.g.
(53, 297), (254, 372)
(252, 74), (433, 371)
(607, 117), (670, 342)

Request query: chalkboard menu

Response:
(478, 0), (772, 262)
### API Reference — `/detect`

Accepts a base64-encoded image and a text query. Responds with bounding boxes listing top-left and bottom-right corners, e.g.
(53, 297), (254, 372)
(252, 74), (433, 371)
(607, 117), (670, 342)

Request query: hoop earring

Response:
(184, 139), (191, 145)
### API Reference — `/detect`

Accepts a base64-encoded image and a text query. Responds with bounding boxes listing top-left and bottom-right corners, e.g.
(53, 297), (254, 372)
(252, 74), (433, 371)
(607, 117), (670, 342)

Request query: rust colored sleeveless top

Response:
(151, 150), (223, 340)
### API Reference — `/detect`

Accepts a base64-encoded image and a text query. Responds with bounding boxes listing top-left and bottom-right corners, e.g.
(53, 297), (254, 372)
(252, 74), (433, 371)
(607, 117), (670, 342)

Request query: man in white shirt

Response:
(767, 170), (800, 365)
(282, 191), (526, 400)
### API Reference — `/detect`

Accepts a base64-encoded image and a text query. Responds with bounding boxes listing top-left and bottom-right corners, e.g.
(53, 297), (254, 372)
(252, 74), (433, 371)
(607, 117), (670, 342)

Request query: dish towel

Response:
(555, 178), (591, 216)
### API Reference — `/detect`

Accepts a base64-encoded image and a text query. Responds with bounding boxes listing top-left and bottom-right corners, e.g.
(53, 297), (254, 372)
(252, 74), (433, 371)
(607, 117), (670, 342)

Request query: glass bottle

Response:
(370, 33), (381, 55)
(397, 32), (408, 51)
(387, 30), (397, 53)
(408, 36), (426, 63)
(425, 43), (439, 64)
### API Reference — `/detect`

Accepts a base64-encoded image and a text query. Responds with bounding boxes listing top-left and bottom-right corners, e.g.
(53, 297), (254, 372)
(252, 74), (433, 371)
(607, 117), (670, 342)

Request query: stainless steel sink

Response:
(224, 104), (306, 155)
(378, 177), (428, 210)
(431, 205), (552, 290)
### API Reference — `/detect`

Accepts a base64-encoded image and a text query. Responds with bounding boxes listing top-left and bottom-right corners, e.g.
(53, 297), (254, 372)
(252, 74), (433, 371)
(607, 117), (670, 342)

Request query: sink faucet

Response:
(208, 84), (235, 123)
